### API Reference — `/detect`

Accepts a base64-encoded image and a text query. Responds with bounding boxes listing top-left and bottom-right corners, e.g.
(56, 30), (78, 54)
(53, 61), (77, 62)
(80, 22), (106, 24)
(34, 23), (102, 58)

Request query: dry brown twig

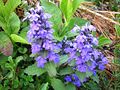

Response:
(95, 11), (120, 15)
(79, 6), (120, 26)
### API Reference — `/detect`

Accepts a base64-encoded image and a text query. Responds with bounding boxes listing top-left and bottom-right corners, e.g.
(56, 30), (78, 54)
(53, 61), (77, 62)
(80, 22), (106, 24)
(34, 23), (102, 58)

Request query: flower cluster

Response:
(27, 5), (60, 68)
(64, 24), (108, 72)
(63, 24), (108, 86)
(65, 74), (82, 87)
(27, 4), (108, 87)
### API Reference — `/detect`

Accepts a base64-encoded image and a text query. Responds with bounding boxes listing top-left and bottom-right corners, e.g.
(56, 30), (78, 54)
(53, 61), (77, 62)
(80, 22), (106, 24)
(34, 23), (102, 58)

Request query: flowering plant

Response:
(24, 0), (108, 89)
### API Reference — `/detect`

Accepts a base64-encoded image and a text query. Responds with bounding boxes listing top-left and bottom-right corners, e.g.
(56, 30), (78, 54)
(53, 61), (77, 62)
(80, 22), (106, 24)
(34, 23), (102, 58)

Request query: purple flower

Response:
(98, 64), (105, 70)
(47, 51), (60, 63)
(64, 74), (82, 87)
(64, 24), (108, 79)
(27, 4), (60, 68)
(31, 43), (41, 54)
(65, 76), (72, 82)
(77, 64), (87, 72)
(36, 56), (47, 68)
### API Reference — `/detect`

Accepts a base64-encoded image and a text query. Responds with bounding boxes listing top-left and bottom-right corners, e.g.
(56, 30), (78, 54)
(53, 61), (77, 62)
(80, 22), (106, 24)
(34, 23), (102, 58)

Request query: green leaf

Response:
(0, 54), (8, 65)
(54, 35), (64, 42)
(114, 47), (120, 59)
(0, 0), (4, 16)
(41, 0), (62, 30)
(72, 0), (84, 13)
(68, 59), (76, 66)
(0, 15), (5, 27)
(41, 83), (49, 90)
(91, 74), (99, 83)
(71, 17), (87, 27)
(6, 72), (14, 79)
(61, 17), (87, 35)
(20, 27), (29, 40)
(8, 12), (20, 34)
(75, 71), (86, 82)
(51, 78), (66, 90)
(58, 55), (69, 66)
(18, 47), (28, 54)
(15, 56), (23, 65)
(66, 31), (79, 38)
(0, 0), (4, 6)
(3, 12), (20, 35)
(59, 67), (73, 75)
(13, 78), (19, 88)
(4, 0), (21, 17)
(65, 17), (87, 32)
(60, 0), (73, 22)
(115, 25), (120, 38)
(98, 36), (112, 46)
(0, 32), (13, 56)
(86, 71), (93, 77)
(115, 44), (120, 48)
(65, 83), (76, 90)
(5, 63), (13, 70)
(10, 34), (29, 44)
(0, 84), (3, 90)
(45, 62), (57, 77)
(24, 64), (46, 76)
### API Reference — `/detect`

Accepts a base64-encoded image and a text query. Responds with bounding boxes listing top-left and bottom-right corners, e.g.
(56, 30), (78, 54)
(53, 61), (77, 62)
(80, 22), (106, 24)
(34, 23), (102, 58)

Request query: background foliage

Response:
(0, 0), (120, 90)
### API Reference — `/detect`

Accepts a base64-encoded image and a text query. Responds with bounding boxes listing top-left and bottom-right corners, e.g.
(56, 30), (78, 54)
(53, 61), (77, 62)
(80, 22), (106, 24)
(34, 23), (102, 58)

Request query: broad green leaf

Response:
(58, 55), (69, 66)
(91, 74), (99, 83)
(51, 78), (66, 90)
(41, 0), (62, 30)
(66, 31), (79, 38)
(45, 62), (57, 77)
(98, 36), (112, 46)
(0, 16), (5, 28)
(54, 35), (64, 42)
(72, 0), (84, 13)
(68, 59), (76, 66)
(0, 32), (13, 56)
(66, 0), (73, 22)
(0, 0), (4, 6)
(75, 71), (86, 82)
(70, 17), (88, 27)
(61, 17), (87, 36)
(0, 54), (8, 65)
(60, 0), (73, 22)
(20, 27), (29, 40)
(86, 81), (100, 90)
(0, 0), (4, 16)
(10, 34), (29, 44)
(65, 83), (76, 90)
(115, 25), (120, 38)
(8, 12), (20, 34)
(59, 67), (73, 75)
(41, 83), (49, 90)
(21, 21), (29, 28)
(24, 64), (46, 76)
(65, 17), (87, 32)
(3, 13), (20, 35)
(86, 71), (93, 77)
(4, 0), (21, 17)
